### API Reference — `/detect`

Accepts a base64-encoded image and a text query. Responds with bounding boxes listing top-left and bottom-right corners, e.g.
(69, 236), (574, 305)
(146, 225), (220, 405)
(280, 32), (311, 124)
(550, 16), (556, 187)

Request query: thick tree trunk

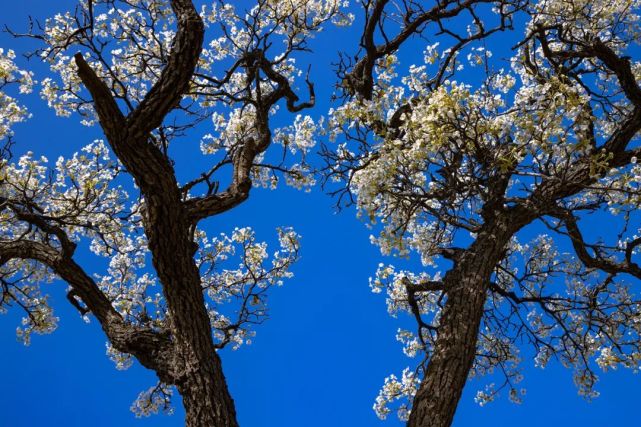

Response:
(178, 352), (238, 427)
(72, 1), (240, 425)
(407, 219), (517, 427)
(142, 185), (239, 427)
(406, 267), (489, 427)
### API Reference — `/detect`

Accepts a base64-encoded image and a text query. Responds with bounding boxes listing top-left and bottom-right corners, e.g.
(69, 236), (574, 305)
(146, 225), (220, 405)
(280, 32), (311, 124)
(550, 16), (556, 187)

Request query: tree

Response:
(0, 1), (351, 425)
(323, 0), (641, 426)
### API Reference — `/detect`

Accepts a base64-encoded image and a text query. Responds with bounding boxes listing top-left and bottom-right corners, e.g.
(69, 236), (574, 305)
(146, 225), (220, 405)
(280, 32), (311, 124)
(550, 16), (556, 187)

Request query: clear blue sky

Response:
(1, 1), (640, 426)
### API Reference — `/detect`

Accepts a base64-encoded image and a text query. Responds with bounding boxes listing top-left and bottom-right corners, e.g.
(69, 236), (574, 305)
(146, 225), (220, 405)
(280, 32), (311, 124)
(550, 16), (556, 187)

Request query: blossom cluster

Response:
(0, 48), (33, 141)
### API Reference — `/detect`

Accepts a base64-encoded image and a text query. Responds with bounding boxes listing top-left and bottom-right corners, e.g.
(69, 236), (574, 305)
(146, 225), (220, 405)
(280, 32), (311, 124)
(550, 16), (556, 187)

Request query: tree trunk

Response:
(141, 179), (239, 426)
(406, 266), (489, 427)
(72, 1), (240, 424)
(178, 352), (239, 427)
(407, 219), (516, 427)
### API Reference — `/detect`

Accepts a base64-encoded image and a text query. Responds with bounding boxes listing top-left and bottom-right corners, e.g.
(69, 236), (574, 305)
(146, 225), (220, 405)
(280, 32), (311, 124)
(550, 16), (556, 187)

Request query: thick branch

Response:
(127, 0), (205, 139)
(585, 39), (641, 108)
(74, 53), (126, 142)
(186, 183), (251, 223)
(552, 211), (641, 279)
(0, 239), (176, 381)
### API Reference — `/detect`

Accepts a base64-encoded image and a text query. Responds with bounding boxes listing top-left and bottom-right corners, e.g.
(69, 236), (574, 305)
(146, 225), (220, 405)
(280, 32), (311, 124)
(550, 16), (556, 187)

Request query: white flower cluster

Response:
(370, 264), (442, 319)
(1, 141), (130, 248)
(0, 48), (33, 141)
(106, 343), (134, 370)
(373, 367), (420, 421)
(197, 226), (301, 350)
(1, 141), (135, 342)
(40, 1), (175, 124)
(130, 383), (174, 418)
(535, 0), (641, 45)
(15, 295), (58, 346)
(200, 0), (353, 59)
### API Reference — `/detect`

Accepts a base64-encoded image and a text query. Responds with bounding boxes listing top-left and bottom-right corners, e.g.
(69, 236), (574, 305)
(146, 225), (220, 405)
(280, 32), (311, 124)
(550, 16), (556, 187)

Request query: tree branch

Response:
(551, 210), (641, 279)
(0, 239), (176, 382)
(127, 0), (205, 139)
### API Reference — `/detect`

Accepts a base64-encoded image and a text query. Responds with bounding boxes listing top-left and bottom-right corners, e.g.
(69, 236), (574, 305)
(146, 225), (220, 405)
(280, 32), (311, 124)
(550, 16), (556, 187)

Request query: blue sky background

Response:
(1, 1), (640, 426)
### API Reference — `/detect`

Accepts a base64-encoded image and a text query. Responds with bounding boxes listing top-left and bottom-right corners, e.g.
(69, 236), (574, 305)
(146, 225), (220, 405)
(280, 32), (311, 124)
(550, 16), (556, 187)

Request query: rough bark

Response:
(140, 180), (238, 427)
(0, 239), (177, 380)
(72, 1), (241, 425)
(406, 217), (513, 427)
(178, 352), (239, 427)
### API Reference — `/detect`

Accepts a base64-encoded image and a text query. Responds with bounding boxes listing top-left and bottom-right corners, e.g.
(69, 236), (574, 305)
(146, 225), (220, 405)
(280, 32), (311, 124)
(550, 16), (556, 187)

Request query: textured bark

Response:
(142, 182), (238, 427)
(178, 352), (238, 427)
(407, 216), (524, 427)
(72, 1), (240, 425)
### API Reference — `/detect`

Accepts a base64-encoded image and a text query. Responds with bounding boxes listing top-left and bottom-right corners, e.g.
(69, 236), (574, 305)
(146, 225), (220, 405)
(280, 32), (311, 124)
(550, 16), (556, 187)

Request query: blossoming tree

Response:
(0, 0), (351, 425)
(324, 0), (641, 426)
